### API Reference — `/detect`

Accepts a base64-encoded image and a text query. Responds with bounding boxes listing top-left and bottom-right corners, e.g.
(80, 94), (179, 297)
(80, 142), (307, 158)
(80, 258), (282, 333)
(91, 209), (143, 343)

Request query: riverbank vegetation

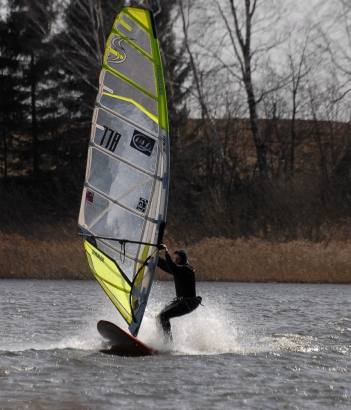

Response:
(1, 229), (351, 283)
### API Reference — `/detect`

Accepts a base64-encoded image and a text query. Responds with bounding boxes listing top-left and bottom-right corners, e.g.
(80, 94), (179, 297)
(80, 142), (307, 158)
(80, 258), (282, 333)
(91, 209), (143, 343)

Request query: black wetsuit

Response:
(157, 252), (202, 339)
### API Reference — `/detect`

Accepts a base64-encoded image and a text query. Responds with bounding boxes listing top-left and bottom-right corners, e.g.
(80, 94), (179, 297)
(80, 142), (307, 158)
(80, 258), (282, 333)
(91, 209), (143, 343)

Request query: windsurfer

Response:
(157, 244), (202, 342)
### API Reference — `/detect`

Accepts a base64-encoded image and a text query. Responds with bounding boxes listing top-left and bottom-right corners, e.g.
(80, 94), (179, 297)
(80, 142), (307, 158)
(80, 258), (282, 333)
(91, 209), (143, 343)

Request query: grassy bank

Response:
(1, 232), (350, 282)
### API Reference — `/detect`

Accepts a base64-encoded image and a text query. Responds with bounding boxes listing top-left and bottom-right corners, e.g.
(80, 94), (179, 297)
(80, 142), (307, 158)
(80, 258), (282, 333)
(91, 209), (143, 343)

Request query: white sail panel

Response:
(92, 108), (158, 173)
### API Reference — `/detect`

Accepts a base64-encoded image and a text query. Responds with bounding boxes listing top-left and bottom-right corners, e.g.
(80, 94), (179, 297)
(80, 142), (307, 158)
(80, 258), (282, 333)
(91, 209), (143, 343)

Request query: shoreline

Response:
(1, 233), (350, 283)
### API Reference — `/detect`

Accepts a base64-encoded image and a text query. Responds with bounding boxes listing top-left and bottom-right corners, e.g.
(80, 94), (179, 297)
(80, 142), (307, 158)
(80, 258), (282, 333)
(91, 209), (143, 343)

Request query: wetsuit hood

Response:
(174, 249), (188, 265)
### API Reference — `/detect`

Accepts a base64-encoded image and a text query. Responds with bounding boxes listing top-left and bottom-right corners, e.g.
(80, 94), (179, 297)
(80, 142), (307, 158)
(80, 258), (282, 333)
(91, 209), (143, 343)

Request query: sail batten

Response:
(89, 139), (162, 178)
(78, 6), (169, 337)
(96, 102), (159, 139)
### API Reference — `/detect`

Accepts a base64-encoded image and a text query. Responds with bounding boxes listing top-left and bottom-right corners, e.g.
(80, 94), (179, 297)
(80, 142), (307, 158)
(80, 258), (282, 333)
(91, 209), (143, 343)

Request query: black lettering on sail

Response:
(100, 126), (121, 152)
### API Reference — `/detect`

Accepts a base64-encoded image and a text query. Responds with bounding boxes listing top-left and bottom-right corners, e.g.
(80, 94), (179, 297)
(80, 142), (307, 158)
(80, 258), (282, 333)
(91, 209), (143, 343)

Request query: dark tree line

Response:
(1, 0), (351, 241)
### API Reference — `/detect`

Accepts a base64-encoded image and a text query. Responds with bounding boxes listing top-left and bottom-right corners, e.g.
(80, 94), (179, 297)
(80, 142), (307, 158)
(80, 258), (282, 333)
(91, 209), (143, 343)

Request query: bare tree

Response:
(57, 0), (121, 93)
(286, 31), (312, 178)
(318, 0), (351, 198)
(306, 77), (332, 194)
(320, 0), (351, 103)
(215, 0), (278, 178)
(178, 0), (225, 185)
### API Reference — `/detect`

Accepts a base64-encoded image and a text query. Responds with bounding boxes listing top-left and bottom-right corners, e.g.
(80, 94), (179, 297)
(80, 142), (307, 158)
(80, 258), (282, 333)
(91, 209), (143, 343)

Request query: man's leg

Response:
(157, 299), (181, 341)
(158, 311), (172, 341)
(158, 298), (200, 341)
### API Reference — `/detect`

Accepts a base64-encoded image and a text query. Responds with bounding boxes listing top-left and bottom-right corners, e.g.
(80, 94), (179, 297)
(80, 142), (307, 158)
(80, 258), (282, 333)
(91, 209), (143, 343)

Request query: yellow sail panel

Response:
(125, 7), (151, 31)
(101, 6), (169, 132)
(84, 241), (133, 324)
(130, 244), (151, 310)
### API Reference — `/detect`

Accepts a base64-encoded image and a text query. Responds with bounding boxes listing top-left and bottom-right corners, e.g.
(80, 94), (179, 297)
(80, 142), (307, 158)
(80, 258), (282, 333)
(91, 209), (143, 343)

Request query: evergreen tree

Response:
(0, 0), (58, 177)
(0, 7), (29, 178)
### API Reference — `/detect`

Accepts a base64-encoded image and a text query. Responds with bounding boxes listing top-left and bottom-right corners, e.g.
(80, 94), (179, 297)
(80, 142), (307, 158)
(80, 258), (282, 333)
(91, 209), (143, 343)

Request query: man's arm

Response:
(157, 244), (178, 275)
(157, 256), (174, 275)
(165, 252), (178, 272)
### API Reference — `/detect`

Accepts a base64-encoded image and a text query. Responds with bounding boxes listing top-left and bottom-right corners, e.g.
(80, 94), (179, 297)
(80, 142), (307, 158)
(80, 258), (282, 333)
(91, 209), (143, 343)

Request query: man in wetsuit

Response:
(157, 244), (202, 341)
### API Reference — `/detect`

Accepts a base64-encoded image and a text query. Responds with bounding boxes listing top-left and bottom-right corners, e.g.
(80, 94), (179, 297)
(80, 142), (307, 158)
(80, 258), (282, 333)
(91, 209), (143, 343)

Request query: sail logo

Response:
(130, 130), (155, 157)
(108, 37), (127, 64)
(136, 197), (149, 213)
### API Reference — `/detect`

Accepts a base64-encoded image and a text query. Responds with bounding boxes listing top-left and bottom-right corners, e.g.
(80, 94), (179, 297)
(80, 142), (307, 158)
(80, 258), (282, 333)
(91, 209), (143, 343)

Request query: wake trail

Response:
(139, 301), (321, 356)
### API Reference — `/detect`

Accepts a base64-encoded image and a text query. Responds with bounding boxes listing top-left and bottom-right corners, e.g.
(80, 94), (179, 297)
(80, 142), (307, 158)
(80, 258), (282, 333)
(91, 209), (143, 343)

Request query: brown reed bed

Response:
(0, 233), (350, 282)
(180, 238), (351, 283)
(0, 233), (89, 279)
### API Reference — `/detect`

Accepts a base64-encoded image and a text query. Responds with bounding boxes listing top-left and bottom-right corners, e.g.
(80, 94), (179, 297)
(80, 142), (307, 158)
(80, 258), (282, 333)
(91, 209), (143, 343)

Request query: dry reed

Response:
(179, 238), (351, 283)
(0, 233), (89, 279)
(1, 234), (350, 282)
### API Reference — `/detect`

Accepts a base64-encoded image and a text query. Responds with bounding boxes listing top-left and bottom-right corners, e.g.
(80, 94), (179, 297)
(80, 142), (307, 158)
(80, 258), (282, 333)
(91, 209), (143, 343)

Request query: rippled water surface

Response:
(0, 280), (350, 409)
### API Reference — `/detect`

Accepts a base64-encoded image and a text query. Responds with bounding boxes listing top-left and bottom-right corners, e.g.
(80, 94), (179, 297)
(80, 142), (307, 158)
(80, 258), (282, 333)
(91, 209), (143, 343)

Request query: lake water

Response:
(0, 280), (350, 409)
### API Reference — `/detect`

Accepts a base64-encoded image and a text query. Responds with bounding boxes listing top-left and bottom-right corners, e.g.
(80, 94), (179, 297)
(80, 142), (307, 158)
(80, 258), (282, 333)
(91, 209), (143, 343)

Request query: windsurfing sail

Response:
(78, 6), (169, 337)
